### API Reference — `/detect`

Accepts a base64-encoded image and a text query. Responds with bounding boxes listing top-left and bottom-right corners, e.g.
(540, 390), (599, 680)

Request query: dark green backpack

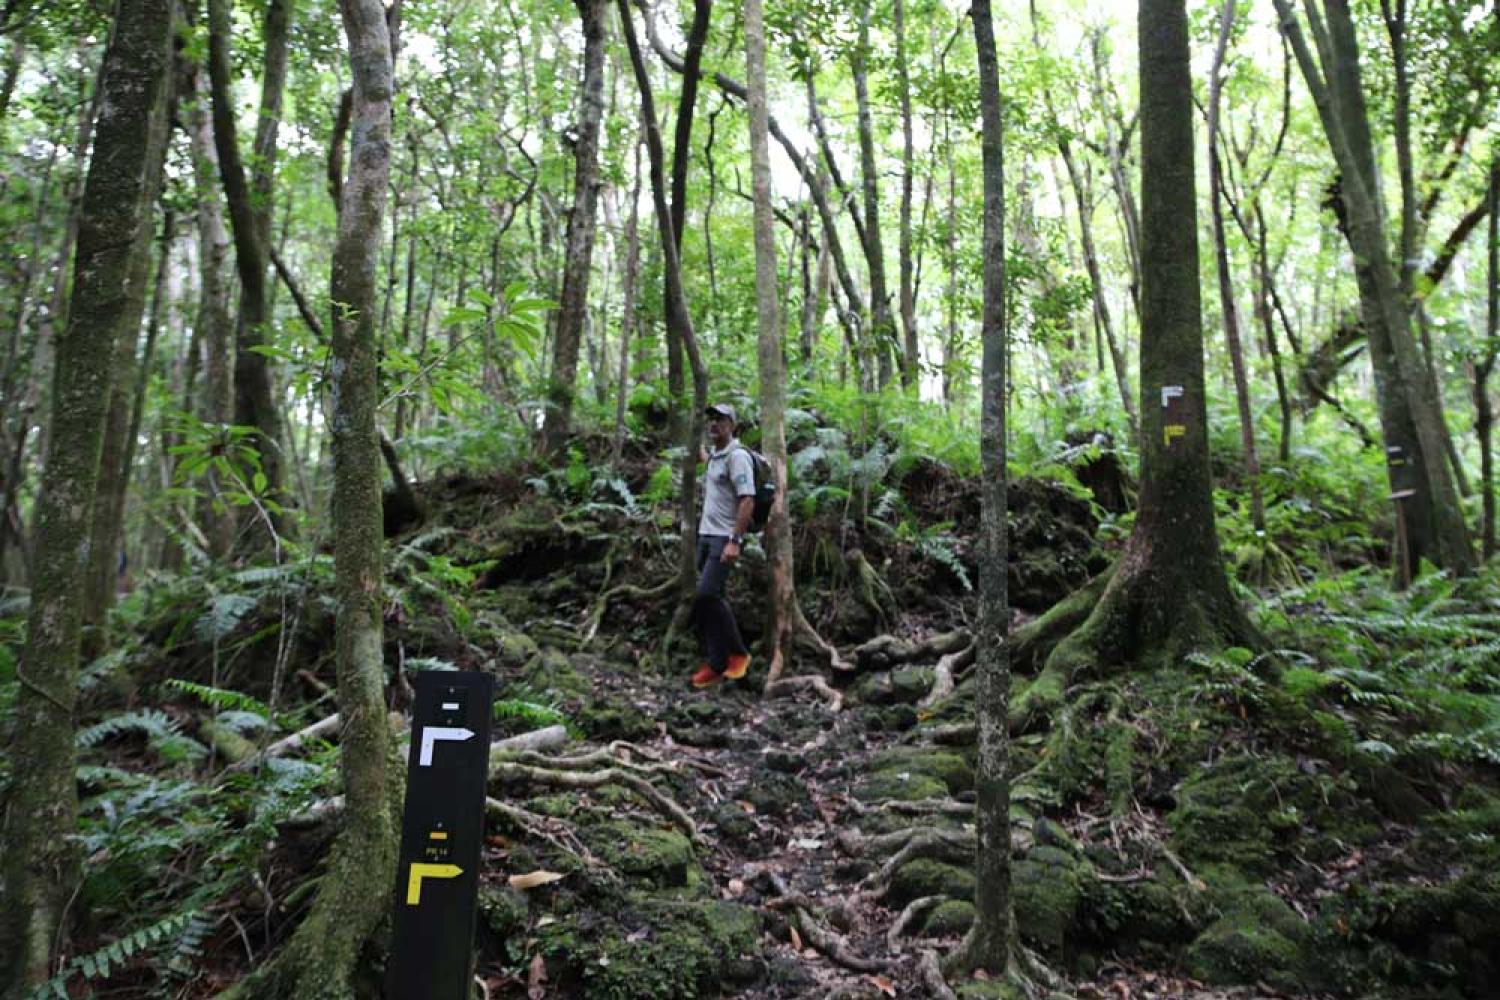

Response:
(736, 445), (776, 532)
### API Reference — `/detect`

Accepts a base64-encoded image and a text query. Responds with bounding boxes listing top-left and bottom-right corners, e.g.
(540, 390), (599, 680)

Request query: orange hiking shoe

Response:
(690, 664), (723, 689)
(724, 653), (751, 680)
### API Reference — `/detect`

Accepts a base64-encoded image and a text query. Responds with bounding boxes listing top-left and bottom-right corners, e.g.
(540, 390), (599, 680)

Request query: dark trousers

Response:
(694, 535), (748, 671)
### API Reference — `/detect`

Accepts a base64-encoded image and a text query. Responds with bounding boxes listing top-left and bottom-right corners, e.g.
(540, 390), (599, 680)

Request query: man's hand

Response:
(720, 540), (741, 564)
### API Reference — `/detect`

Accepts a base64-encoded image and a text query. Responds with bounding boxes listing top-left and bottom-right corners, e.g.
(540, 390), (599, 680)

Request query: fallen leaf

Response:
(510, 870), (566, 890)
(792, 838), (823, 850)
(727, 878), (746, 896)
(537, 916), (556, 927)
(737, 800), (757, 814)
(789, 925), (803, 951)
(868, 974), (897, 996)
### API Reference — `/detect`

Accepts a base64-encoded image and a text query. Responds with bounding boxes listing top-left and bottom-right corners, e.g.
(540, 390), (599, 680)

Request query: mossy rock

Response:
(538, 894), (761, 1000)
(1185, 871), (1314, 993)
(1013, 845), (1083, 958)
(1167, 754), (1328, 873)
(851, 667), (936, 706)
(521, 647), (590, 699)
(494, 630), (540, 668)
(580, 821), (698, 889)
(888, 859), (975, 907)
(578, 698), (654, 742)
(923, 899), (975, 936)
(869, 747), (974, 793)
(854, 769), (948, 803)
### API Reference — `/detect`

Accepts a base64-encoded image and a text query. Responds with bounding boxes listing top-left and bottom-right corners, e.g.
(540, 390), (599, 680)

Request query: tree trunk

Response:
(0, 2), (173, 990)
(617, 0), (709, 599)
(1275, 0), (1474, 578)
(1207, 0), (1265, 533)
(744, 0), (792, 679)
(853, 0), (895, 388)
(1016, 0), (1255, 727)
(233, 3), (399, 993)
(1478, 155), (1497, 559)
(613, 131), (643, 467)
(947, 0), (1011, 979)
(207, 0), (292, 545)
(894, 0), (918, 390)
(540, 0), (608, 455)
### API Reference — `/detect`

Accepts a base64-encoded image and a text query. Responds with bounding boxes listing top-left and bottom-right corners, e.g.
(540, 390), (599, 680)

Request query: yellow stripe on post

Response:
(405, 863), (464, 906)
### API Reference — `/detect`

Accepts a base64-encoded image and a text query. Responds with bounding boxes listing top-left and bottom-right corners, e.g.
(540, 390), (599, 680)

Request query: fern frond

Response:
(164, 678), (272, 719)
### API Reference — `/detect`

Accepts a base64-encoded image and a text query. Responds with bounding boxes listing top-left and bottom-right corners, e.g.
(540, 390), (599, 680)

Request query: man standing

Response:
(692, 403), (755, 688)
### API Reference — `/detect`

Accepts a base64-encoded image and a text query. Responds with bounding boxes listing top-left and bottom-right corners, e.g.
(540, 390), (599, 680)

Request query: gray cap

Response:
(705, 403), (737, 425)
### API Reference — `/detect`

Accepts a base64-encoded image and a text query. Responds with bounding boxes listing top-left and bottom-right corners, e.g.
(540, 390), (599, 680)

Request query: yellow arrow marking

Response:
(406, 863), (463, 906)
(1163, 424), (1186, 447)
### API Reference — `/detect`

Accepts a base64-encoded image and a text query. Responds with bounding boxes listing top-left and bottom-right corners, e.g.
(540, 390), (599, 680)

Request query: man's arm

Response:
(721, 496), (755, 563)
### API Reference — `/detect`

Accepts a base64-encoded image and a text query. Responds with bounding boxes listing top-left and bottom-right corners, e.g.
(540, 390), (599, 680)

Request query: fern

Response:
(30, 908), (200, 998)
(493, 697), (569, 730)
(194, 592), (259, 643)
(165, 678), (273, 719)
(77, 709), (207, 763)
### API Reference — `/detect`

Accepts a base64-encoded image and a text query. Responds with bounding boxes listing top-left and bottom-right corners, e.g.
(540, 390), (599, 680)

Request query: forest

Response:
(0, 0), (1497, 997)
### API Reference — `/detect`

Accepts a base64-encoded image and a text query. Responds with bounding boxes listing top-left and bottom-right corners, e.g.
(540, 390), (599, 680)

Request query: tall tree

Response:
(0, 1), (173, 990)
(948, 0), (1011, 981)
(1014, 0), (1255, 724)
(1273, 0), (1474, 578)
(893, 0), (918, 390)
(206, 0), (293, 543)
(224, 2), (398, 993)
(1206, 0), (1265, 534)
(540, 0), (608, 455)
(852, 0), (895, 387)
(1479, 154), (1498, 559)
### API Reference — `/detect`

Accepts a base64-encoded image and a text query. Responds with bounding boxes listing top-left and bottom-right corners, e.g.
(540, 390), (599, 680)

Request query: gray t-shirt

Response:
(699, 441), (755, 537)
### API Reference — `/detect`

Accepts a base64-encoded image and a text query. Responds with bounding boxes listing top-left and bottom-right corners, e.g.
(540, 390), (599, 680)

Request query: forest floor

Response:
(22, 440), (1500, 999)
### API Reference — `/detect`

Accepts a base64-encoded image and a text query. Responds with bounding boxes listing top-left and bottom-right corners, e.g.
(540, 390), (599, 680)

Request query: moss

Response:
(888, 859), (975, 907)
(538, 894), (761, 1000)
(854, 769), (948, 803)
(741, 771), (810, 818)
(577, 698), (654, 741)
(521, 647), (590, 699)
(580, 821), (697, 889)
(494, 630), (540, 668)
(1013, 846), (1083, 958)
(479, 885), (530, 939)
(924, 899), (976, 936)
(869, 747), (974, 793)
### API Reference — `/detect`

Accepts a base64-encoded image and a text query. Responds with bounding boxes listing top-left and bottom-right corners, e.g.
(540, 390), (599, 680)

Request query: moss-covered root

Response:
(940, 924), (1063, 999)
(1011, 558), (1257, 730)
(1009, 566), (1114, 672)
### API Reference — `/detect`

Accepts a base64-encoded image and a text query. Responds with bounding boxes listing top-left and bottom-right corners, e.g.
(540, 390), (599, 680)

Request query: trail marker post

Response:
(388, 671), (494, 999)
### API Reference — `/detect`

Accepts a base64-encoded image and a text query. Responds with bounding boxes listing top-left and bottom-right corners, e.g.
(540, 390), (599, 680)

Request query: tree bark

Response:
(1478, 155), (1498, 559)
(853, 0), (895, 388)
(232, 3), (398, 993)
(1016, 0), (1255, 728)
(1207, 0), (1265, 534)
(617, 0), (709, 598)
(744, 0), (796, 684)
(0, 1), (173, 990)
(613, 130), (643, 467)
(894, 0), (918, 390)
(206, 0), (292, 545)
(1275, 0), (1474, 578)
(947, 0), (1011, 979)
(540, 0), (608, 455)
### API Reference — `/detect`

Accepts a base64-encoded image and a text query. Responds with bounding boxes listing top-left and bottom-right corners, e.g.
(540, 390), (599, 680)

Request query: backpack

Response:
(736, 445), (777, 532)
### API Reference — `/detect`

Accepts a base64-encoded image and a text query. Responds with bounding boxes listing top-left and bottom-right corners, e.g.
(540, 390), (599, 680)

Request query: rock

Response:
(578, 699), (654, 742)
(580, 821), (697, 889)
(869, 747), (974, 794)
(740, 771), (810, 819)
(1013, 846), (1083, 958)
(888, 859), (975, 907)
(853, 769), (948, 803)
(923, 899), (976, 936)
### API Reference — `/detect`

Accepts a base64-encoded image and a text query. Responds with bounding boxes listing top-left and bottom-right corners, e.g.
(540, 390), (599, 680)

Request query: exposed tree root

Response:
(858, 829), (972, 901)
(851, 628), (969, 672)
(881, 799), (974, 817)
(226, 712), (341, 773)
(485, 797), (605, 872)
(763, 673), (844, 711)
(490, 761), (700, 841)
(921, 641), (976, 707)
(580, 564), (676, 647)
(846, 547), (898, 629)
(916, 949), (959, 1000)
(487, 724), (570, 760)
(791, 602), (853, 673)
(886, 895), (944, 951)
(766, 873), (885, 973)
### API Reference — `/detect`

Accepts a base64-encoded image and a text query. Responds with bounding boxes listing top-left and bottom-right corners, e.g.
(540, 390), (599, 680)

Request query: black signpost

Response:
(388, 671), (494, 1000)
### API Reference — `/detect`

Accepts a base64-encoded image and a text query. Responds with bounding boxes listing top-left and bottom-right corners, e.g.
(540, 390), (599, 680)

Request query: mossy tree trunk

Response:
(540, 0), (607, 456)
(1273, 0), (1474, 579)
(229, 5), (399, 996)
(1015, 0), (1254, 726)
(852, 0), (895, 389)
(1479, 155), (1497, 560)
(948, 0), (1012, 978)
(0, 1), (173, 992)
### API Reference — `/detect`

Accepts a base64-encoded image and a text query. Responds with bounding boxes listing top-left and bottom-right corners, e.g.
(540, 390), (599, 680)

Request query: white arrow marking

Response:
(419, 726), (475, 766)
